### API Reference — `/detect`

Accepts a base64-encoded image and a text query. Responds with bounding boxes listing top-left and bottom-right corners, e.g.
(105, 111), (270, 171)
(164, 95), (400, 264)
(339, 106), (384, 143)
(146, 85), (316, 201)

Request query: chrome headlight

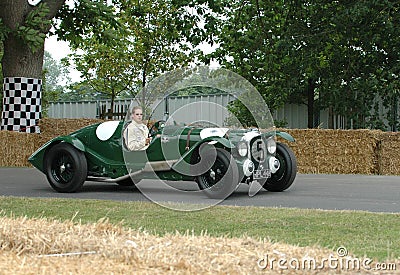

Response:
(237, 141), (248, 157)
(266, 138), (276, 154)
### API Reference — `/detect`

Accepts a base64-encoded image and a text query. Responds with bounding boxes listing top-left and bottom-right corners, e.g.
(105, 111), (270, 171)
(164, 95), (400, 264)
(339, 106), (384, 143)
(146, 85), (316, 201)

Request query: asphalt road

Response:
(1, 167), (399, 213)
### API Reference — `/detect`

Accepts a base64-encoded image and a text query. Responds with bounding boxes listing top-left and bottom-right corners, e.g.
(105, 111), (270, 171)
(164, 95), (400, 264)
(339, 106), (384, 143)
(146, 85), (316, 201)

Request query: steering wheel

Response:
(149, 120), (166, 137)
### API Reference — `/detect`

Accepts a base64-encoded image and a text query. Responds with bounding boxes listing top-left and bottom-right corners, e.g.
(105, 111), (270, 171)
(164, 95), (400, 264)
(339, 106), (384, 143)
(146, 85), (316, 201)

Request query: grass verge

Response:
(0, 196), (399, 261)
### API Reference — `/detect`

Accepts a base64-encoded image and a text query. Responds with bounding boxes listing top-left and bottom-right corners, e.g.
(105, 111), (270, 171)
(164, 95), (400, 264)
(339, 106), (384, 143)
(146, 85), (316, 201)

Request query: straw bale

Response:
(277, 129), (383, 175)
(379, 132), (400, 175)
(0, 131), (41, 167)
(0, 215), (381, 274)
(1, 118), (399, 176)
(0, 119), (103, 167)
(38, 118), (103, 143)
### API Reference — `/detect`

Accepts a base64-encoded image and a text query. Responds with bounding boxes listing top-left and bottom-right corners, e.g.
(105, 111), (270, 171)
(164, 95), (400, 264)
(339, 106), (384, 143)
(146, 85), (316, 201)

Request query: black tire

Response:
(196, 148), (239, 199)
(263, 143), (297, 192)
(44, 143), (87, 193)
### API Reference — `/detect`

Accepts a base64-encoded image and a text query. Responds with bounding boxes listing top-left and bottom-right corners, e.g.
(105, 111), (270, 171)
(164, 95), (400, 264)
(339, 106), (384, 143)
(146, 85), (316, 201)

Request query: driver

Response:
(124, 106), (151, 151)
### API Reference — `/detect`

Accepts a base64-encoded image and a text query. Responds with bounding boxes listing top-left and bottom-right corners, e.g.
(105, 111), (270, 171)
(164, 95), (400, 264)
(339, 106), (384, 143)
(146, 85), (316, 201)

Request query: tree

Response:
(203, 0), (400, 130)
(0, 0), (119, 132)
(0, 1), (60, 132)
(301, 0), (400, 130)
(68, 0), (204, 118)
(43, 51), (70, 91)
(60, 82), (101, 102)
(201, 0), (296, 126)
(69, 36), (136, 117)
(122, 0), (201, 115)
(275, 1), (340, 128)
(42, 51), (70, 116)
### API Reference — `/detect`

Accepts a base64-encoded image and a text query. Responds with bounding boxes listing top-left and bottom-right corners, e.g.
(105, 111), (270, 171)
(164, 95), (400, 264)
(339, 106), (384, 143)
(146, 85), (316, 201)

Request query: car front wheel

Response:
(44, 143), (87, 193)
(263, 142), (297, 192)
(196, 148), (239, 199)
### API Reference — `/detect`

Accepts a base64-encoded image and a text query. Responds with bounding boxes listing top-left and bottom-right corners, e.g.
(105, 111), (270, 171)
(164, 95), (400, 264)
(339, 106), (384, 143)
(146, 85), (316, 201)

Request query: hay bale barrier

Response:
(279, 129), (384, 175)
(0, 118), (399, 175)
(0, 131), (41, 167)
(0, 215), (377, 274)
(39, 118), (103, 142)
(0, 118), (103, 167)
(379, 132), (400, 175)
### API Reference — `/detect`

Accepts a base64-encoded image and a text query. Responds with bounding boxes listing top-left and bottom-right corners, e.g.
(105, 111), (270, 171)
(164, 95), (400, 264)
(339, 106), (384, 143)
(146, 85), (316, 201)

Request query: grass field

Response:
(0, 196), (399, 262)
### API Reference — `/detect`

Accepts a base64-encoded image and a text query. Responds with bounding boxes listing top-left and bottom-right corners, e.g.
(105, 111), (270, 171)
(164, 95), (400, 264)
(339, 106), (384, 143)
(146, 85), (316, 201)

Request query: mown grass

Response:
(0, 196), (399, 261)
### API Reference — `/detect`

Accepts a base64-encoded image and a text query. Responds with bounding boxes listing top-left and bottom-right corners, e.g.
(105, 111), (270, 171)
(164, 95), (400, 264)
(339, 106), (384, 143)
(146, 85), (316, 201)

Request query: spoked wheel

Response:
(44, 143), (87, 193)
(196, 148), (239, 199)
(263, 143), (297, 192)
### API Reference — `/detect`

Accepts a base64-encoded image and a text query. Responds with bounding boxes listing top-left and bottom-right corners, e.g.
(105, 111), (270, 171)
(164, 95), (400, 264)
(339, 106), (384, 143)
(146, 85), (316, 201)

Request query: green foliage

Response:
(41, 51), (72, 116)
(0, 18), (8, 42)
(63, 82), (102, 101)
(68, 39), (135, 106)
(16, 3), (51, 52)
(120, 0), (202, 104)
(51, 0), (133, 108)
(68, 0), (203, 117)
(274, 118), (288, 128)
(203, 0), (400, 130)
(170, 86), (226, 97)
(55, 0), (122, 48)
(313, 0), (400, 130)
(43, 52), (70, 90)
(225, 100), (256, 127)
(2, 0), (398, 130)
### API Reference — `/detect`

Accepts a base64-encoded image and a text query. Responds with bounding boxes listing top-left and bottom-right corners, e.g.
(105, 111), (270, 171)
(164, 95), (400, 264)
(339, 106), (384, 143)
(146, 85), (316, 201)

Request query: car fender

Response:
(172, 136), (235, 173)
(52, 136), (86, 151)
(28, 136), (86, 173)
(276, 131), (295, 142)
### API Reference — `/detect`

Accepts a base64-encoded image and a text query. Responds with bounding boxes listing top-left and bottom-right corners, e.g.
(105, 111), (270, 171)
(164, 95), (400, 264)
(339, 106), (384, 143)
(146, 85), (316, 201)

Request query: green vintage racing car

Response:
(28, 119), (297, 199)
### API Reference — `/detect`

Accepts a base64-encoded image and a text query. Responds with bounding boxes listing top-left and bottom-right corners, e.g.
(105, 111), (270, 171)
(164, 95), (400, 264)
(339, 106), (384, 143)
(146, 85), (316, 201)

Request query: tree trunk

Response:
(2, 32), (45, 78)
(328, 106), (334, 129)
(1, 0), (66, 77)
(109, 91), (115, 120)
(141, 63), (147, 117)
(307, 78), (315, 128)
(0, 0), (65, 132)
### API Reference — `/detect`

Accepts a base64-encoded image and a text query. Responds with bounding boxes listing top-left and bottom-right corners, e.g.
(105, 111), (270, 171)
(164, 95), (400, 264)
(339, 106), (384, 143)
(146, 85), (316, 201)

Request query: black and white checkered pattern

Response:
(1, 77), (42, 133)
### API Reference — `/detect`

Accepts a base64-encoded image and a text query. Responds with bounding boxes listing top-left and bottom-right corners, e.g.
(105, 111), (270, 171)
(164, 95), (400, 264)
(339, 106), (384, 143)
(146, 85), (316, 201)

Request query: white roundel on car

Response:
(200, 128), (229, 140)
(96, 120), (120, 141)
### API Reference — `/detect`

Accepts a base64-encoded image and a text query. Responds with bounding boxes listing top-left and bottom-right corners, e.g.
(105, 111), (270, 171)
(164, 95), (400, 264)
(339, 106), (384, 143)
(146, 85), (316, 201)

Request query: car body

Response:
(28, 120), (297, 198)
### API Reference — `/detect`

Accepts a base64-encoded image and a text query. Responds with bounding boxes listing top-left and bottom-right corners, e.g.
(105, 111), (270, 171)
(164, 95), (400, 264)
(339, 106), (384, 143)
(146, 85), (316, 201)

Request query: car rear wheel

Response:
(44, 143), (87, 193)
(196, 148), (239, 199)
(263, 143), (297, 192)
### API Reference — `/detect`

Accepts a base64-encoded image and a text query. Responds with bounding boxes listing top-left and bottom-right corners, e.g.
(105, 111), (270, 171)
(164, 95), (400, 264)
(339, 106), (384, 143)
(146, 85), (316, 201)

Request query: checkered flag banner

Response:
(1, 77), (42, 133)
